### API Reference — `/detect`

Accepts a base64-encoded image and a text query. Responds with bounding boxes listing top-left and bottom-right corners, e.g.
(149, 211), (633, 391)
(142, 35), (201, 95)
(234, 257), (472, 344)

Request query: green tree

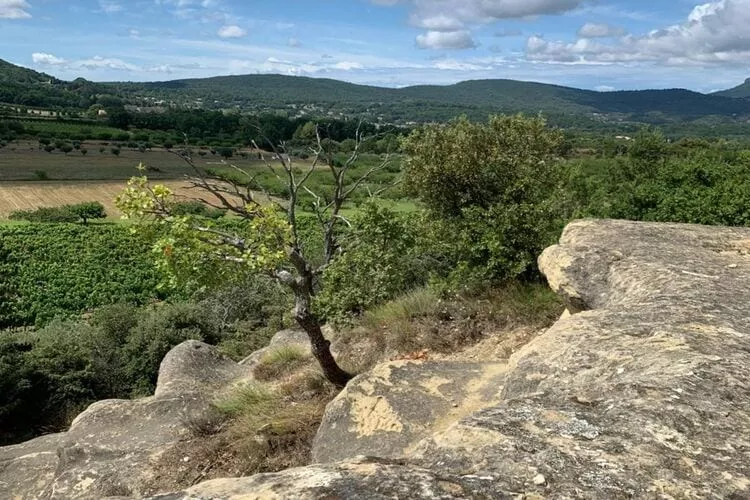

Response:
(402, 115), (567, 284)
(403, 114), (563, 217)
(117, 126), (393, 387)
(69, 202), (107, 224)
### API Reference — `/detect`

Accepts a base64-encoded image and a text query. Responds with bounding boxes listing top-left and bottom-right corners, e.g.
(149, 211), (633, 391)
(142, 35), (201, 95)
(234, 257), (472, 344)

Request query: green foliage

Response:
(403, 114), (563, 217)
(9, 206), (79, 223)
(9, 202), (106, 224)
(69, 202), (107, 223)
(567, 138), (750, 226)
(171, 200), (226, 220)
(0, 284), (288, 444)
(315, 204), (426, 323)
(403, 115), (567, 284)
(0, 224), (163, 327)
(122, 303), (222, 396)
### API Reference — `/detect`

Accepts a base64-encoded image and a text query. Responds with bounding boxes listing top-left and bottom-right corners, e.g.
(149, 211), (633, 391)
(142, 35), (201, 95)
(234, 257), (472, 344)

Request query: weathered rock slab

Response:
(0, 341), (253, 500)
(180, 219), (750, 498)
(0, 433), (63, 500)
(312, 361), (507, 463)
(150, 456), (513, 499)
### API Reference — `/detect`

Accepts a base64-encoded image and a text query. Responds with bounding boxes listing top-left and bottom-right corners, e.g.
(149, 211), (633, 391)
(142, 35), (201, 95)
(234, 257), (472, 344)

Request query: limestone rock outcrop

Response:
(312, 361), (507, 463)
(165, 219), (750, 498)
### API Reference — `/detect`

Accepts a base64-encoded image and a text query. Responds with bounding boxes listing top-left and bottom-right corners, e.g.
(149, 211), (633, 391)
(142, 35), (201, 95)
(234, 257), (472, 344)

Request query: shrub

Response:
(69, 202), (106, 223)
(315, 204), (426, 324)
(9, 202), (106, 224)
(9, 206), (78, 223)
(171, 200), (226, 220)
(122, 303), (223, 396)
(402, 115), (568, 284)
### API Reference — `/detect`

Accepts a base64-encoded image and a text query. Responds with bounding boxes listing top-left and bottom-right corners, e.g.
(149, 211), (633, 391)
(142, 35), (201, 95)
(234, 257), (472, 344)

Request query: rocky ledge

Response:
(3, 219), (750, 499)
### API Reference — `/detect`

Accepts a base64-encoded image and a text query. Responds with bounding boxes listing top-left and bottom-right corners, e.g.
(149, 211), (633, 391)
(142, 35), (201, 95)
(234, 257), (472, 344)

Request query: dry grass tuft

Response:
(251, 345), (311, 382)
(334, 282), (564, 372)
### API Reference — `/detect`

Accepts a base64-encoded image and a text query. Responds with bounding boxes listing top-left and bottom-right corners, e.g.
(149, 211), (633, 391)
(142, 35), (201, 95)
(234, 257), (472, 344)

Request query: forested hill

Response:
(115, 74), (750, 120)
(713, 78), (750, 99)
(2, 57), (750, 125)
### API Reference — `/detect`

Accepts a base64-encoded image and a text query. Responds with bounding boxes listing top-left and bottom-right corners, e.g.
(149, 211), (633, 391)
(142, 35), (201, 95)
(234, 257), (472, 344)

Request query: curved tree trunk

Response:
(293, 289), (352, 387)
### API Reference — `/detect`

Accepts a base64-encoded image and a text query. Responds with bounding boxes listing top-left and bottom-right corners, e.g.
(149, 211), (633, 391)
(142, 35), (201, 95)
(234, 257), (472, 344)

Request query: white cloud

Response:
(332, 61), (364, 70)
(76, 56), (139, 71)
(32, 52), (66, 65)
(98, 0), (123, 14)
(595, 85), (616, 91)
(416, 30), (477, 49)
(374, 0), (583, 51)
(287, 37), (301, 47)
(577, 22), (626, 38)
(217, 25), (246, 38)
(410, 13), (464, 32)
(375, 0), (582, 22)
(0, 0), (31, 19)
(528, 0), (750, 66)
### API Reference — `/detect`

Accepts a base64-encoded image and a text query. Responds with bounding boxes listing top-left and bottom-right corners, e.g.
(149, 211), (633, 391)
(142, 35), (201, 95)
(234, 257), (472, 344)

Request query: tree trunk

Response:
(293, 290), (352, 387)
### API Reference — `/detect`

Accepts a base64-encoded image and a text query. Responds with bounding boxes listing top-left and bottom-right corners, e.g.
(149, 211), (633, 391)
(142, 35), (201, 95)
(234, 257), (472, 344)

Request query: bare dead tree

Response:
(166, 125), (394, 387)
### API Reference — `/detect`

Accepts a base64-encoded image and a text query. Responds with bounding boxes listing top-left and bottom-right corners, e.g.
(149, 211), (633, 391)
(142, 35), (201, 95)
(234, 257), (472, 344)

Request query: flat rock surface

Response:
(313, 361), (507, 463)
(0, 433), (63, 500)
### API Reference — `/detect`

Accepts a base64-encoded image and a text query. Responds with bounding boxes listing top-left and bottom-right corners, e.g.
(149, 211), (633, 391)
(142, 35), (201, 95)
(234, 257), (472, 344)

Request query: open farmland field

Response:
(0, 180), (213, 218)
(0, 141), (199, 180)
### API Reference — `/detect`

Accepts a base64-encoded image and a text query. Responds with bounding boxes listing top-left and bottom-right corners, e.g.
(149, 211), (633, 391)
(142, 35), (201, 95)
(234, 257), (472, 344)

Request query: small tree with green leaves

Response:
(117, 125), (393, 387)
(69, 202), (107, 224)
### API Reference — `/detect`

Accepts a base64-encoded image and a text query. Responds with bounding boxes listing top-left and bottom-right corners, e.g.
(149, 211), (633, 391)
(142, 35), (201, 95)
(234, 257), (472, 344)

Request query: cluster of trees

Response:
(0, 278), (287, 444)
(9, 202), (106, 224)
(0, 113), (407, 154)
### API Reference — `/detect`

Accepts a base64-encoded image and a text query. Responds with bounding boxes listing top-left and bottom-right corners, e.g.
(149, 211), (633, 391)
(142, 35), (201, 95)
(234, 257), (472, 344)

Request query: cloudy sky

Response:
(1, 0), (749, 92)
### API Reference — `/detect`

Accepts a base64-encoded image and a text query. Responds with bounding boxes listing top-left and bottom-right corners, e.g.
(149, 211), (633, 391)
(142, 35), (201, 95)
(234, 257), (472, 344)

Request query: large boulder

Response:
(0, 341), (252, 500)
(165, 219), (750, 498)
(0, 433), (63, 500)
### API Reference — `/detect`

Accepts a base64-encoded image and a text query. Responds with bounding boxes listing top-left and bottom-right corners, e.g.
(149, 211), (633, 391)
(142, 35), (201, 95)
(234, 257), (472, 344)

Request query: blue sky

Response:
(1, 0), (749, 92)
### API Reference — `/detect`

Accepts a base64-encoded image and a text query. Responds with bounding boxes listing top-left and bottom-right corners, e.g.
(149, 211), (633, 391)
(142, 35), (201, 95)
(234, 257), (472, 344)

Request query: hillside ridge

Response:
(2, 58), (750, 124)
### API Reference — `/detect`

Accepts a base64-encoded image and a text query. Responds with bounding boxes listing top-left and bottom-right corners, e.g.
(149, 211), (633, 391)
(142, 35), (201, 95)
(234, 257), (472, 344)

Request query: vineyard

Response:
(0, 224), (164, 327)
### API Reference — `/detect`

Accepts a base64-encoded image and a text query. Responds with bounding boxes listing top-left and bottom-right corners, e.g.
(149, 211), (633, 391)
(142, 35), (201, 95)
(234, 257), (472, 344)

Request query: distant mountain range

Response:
(2, 58), (750, 128)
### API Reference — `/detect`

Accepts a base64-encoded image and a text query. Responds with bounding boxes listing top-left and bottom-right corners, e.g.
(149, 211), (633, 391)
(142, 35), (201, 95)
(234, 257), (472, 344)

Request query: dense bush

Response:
(9, 206), (78, 223)
(567, 130), (750, 226)
(9, 202), (106, 224)
(171, 200), (226, 220)
(315, 204), (426, 323)
(402, 115), (568, 285)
